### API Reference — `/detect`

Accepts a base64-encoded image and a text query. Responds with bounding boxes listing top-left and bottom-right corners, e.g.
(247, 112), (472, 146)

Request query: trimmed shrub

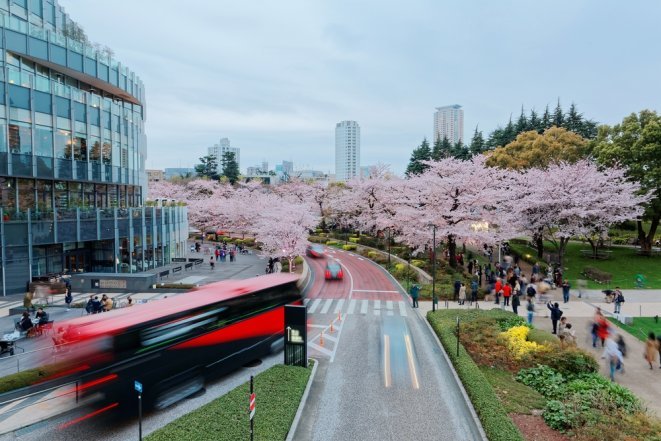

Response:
(533, 347), (598, 377)
(393, 265), (417, 282)
(294, 256), (304, 265)
(325, 240), (339, 246)
(348, 237), (360, 243)
(342, 244), (357, 251)
(516, 365), (566, 399)
(411, 259), (426, 268)
(526, 328), (559, 346)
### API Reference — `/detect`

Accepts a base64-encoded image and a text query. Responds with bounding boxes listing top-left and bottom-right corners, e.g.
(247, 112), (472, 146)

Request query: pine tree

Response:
(452, 141), (471, 160)
(405, 138), (432, 176)
(515, 106), (529, 133)
(542, 105), (552, 130)
(440, 136), (452, 158)
(553, 99), (564, 127)
(529, 109), (542, 133)
(503, 116), (516, 145)
(431, 137), (443, 161)
(566, 103), (583, 133)
(221, 151), (240, 184)
(470, 126), (485, 155)
(195, 154), (219, 180)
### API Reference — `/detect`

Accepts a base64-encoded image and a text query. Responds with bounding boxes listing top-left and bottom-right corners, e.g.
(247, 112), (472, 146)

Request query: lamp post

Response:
(431, 224), (437, 312)
(387, 228), (391, 270)
(407, 246), (411, 293)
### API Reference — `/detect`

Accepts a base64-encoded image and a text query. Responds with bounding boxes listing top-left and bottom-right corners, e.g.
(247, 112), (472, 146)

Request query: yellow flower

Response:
(501, 326), (548, 360)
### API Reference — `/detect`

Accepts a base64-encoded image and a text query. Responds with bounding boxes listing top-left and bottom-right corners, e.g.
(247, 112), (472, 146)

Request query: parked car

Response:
(306, 244), (325, 258)
(325, 261), (343, 280)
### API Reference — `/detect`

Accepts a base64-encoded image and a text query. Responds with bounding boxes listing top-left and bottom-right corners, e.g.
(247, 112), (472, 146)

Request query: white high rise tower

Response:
(335, 120), (360, 181)
(208, 137), (240, 173)
(433, 105), (464, 145)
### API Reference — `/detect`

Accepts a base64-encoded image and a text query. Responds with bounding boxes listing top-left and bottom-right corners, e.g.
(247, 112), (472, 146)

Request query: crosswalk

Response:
(304, 298), (409, 317)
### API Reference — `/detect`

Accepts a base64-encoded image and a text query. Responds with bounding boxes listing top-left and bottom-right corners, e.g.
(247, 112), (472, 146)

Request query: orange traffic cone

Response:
(330, 321), (334, 333)
(337, 312), (342, 322)
(320, 331), (324, 346)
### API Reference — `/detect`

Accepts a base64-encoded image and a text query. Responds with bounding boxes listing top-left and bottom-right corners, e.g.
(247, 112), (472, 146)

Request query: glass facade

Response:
(0, 1), (188, 295)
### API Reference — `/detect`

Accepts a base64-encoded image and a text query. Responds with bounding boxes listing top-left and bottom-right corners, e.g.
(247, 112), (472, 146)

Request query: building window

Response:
(35, 125), (53, 157)
(8, 122), (31, 154)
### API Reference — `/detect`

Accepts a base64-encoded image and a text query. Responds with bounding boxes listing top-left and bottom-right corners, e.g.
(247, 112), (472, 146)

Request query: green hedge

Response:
(0, 362), (70, 394)
(146, 363), (312, 441)
(427, 311), (524, 441)
(342, 244), (357, 251)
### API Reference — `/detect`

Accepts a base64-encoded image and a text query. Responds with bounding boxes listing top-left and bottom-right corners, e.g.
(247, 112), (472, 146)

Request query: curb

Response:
(285, 358), (318, 441)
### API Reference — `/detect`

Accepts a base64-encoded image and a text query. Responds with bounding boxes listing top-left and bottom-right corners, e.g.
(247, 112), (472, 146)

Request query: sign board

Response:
(99, 279), (128, 289)
(284, 305), (307, 367)
(249, 392), (256, 420)
(134, 380), (143, 394)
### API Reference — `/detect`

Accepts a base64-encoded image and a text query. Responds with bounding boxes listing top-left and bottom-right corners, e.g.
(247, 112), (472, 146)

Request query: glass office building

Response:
(0, 0), (188, 295)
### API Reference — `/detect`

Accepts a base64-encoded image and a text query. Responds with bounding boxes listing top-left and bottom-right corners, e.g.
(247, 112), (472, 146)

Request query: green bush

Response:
(411, 259), (426, 268)
(342, 244), (357, 251)
(562, 373), (641, 414)
(393, 265), (418, 282)
(348, 237), (360, 243)
(325, 240), (338, 246)
(146, 364), (312, 441)
(543, 399), (577, 431)
(493, 315), (530, 331)
(428, 311), (525, 441)
(526, 328), (559, 346)
(516, 365), (566, 399)
(294, 256), (304, 265)
(534, 347), (598, 377)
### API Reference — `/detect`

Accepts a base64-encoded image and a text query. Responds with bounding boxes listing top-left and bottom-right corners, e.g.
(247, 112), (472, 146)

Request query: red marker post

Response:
(249, 375), (255, 441)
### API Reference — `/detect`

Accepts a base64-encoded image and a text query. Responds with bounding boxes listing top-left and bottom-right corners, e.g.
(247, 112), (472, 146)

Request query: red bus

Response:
(45, 273), (302, 413)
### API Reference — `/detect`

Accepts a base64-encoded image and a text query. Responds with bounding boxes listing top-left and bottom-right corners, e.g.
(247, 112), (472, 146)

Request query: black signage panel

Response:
(284, 305), (307, 367)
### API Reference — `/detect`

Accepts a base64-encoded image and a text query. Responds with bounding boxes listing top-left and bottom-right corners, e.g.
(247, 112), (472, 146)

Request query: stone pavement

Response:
(414, 286), (661, 417)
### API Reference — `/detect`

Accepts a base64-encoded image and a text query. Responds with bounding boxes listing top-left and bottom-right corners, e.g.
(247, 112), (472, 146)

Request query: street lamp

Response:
(387, 228), (391, 270)
(430, 224), (437, 312)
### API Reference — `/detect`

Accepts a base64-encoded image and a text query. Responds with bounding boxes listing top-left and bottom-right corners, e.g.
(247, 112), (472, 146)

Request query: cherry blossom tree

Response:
(518, 160), (649, 266)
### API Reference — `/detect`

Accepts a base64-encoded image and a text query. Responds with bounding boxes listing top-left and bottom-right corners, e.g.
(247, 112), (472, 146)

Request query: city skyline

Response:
(59, 0), (661, 175)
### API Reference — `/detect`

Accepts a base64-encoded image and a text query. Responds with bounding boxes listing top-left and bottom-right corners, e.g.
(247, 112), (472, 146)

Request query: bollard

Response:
(320, 331), (324, 346)
(330, 321), (334, 334)
(337, 312), (342, 322)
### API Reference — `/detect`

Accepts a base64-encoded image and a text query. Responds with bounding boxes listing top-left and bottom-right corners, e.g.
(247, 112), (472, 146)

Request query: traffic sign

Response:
(249, 392), (256, 420)
(134, 380), (143, 394)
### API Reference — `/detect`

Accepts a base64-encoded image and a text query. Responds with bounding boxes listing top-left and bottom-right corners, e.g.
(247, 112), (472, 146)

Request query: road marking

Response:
(334, 299), (345, 314)
(352, 289), (399, 293)
(386, 300), (393, 310)
(357, 257), (364, 261)
(303, 299), (310, 306)
(384, 334), (391, 388)
(387, 310), (394, 316)
(320, 299), (333, 314)
(308, 299), (322, 314)
(398, 301), (407, 317)
(308, 342), (332, 356)
(323, 333), (338, 343)
(308, 324), (328, 329)
(374, 300), (381, 309)
(405, 335), (420, 389)
(374, 309), (381, 316)
(347, 299), (357, 314)
(360, 300), (368, 314)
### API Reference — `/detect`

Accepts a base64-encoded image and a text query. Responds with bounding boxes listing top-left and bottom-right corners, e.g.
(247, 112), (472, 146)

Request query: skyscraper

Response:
(433, 105), (464, 145)
(335, 121), (360, 181)
(208, 138), (240, 174)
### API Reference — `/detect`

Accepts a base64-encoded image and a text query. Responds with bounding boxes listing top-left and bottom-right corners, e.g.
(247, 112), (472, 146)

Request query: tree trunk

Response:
(534, 231), (544, 259)
(638, 217), (660, 256)
(558, 238), (569, 268)
(448, 234), (457, 268)
(288, 257), (294, 273)
(587, 238), (597, 259)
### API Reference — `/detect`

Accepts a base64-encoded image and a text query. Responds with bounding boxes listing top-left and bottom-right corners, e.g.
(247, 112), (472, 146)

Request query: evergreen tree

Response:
(431, 137), (443, 161)
(469, 126), (485, 155)
(515, 106), (529, 133)
(553, 99), (564, 127)
(405, 138), (432, 176)
(439, 136), (452, 158)
(541, 105), (552, 130)
(221, 151), (240, 184)
(451, 141), (471, 160)
(529, 109), (542, 133)
(503, 116), (516, 145)
(195, 154), (219, 180)
(565, 103), (582, 134)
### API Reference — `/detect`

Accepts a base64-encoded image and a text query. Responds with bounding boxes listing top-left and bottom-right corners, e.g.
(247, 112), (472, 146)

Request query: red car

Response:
(306, 244), (325, 258)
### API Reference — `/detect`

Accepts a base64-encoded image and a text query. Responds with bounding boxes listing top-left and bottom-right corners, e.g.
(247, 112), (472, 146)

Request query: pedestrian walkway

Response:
(304, 298), (409, 317)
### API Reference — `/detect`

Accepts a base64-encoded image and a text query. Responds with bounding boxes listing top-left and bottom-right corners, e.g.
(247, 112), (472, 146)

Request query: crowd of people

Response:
(206, 242), (240, 270)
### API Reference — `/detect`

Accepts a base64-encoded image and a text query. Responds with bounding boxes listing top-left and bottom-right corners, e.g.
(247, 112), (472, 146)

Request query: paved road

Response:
(294, 248), (483, 441)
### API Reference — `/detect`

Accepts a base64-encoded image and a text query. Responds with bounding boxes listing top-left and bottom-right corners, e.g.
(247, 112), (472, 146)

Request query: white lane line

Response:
(374, 309), (381, 316)
(374, 300), (381, 309)
(398, 301), (407, 317)
(358, 257), (364, 261)
(320, 299), (333, 314)
(384, 334), (391, 388)
(308, 342), (333, 356)
(405, 335), (420, 389)
(0, 397), (27, 414)
(360, 300), (368, 314)
(347, 299), (357, 314)
(308, 324), (328, 329)
(387, 310), (394, 316)
(352, 289), (399, 293)
(323, 333), (338, 343)
(386, 300), (393, 310)
(308, 299), (322, 314)
(303, 299), (310, 306)
(334, 299), (345, 314)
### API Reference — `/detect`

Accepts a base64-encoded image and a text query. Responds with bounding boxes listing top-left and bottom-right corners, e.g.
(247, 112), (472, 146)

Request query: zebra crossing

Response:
(304, 298), (409, 317)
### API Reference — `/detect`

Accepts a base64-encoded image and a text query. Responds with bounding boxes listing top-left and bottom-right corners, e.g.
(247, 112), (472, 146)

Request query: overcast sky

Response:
(59, 0), (661, 175)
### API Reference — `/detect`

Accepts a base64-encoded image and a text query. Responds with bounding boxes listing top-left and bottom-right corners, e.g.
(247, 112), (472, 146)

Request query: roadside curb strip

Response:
(351, 253), (488, 441)
(285, 358), (318, 441)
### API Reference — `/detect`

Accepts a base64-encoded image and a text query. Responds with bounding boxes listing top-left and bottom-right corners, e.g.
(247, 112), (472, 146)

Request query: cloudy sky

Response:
(60, 0), (661, 175)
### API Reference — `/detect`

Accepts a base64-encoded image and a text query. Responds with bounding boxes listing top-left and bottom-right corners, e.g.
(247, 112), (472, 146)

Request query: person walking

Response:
(512, 291), (520, 315)
(547, 301), (563, 334)
(494, 278), (503, 305)
(470, 279), (478, 304)
(209, 256), (215, 270)
(409, 284), (420, 308)
(603, 337), (624, 381)
(645, 332), (660, 370)
(614, 288), (625, 314)
(453, 279), (461, 301)
(458, 283), (466, 306)
(65, 290), (73, 311)
(502, 283), (512, 307)
(526, 299), (535, 325)
(562, 279), (571, 303)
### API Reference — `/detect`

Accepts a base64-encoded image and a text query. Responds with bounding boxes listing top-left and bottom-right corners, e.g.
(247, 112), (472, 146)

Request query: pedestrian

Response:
(592, 308), (609, 347)
(214, 248), (220, 261)
(453, 279), (461, 301)
(656, 334), (661, 369)
(561, 323), (576, 347)
(562, 279), (571, 303)
(614, 288), (625, 314)
(85, 295), (94, 314)
(603, 337), (624, 381)
(532, 262), (540, 277)
(547, 301), (563, 334)
(645, 332), (660, 370)
(65, 290), (73, 311)
(410, 284), (420, 308)
(494, 278), (502, 304)
(470, 279), (478, 304)
(512, 291), (520, 315)
(209, 256), (215, 270)
(502, 283), (512, 306)
(526, 299), (535, 325)
(458, 283), (466, 306)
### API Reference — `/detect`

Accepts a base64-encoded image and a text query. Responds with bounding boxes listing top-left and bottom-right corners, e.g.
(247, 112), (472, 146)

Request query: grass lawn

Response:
(479, 366), (546, 415)
(608, 317), (661, 343)
(146, 363), (313, 441)
(513, 241), (661, 289)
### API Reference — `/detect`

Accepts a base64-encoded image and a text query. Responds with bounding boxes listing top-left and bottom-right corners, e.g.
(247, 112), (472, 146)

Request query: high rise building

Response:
(208, 138), (240, 174)
(433, 105), (464, 145)
(0, 1), (188, 295)
(335, 121), (360, 181)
